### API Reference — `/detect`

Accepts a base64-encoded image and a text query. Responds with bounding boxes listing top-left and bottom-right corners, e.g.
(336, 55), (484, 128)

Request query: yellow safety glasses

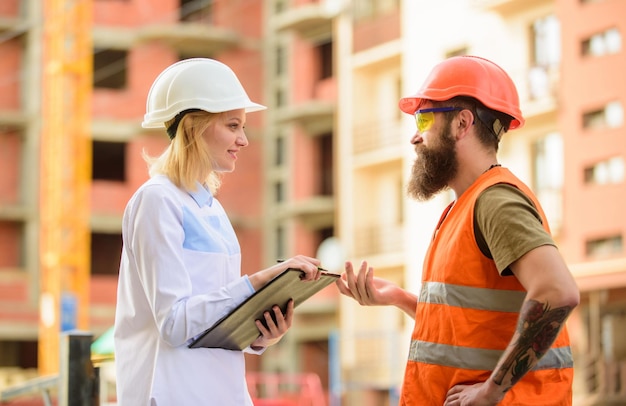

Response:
(414, 107), (463, 133)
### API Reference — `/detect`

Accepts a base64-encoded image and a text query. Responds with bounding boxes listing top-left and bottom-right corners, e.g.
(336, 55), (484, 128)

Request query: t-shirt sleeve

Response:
(474, 184), (556, 275)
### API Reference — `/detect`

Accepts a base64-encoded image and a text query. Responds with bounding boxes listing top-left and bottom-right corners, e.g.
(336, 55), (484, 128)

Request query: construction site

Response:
(0, 0), (626, 405)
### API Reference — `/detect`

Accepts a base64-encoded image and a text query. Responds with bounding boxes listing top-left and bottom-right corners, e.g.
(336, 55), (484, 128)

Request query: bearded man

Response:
(336, 56), (579, 406)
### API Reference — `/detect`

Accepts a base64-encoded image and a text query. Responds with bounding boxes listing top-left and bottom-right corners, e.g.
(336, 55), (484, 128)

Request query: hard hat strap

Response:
(475, 106), (508, 142)
(166, 109), (202, 140)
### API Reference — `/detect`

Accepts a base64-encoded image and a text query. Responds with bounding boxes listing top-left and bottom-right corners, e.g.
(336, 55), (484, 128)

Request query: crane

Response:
(39, 0), (93, 375)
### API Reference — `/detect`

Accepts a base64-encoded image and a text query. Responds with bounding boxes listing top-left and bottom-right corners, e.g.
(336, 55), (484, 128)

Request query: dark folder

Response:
(188, 268), (340, 351)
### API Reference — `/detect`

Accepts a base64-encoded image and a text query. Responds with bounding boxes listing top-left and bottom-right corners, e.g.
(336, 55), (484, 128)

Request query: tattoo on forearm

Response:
(493, 299), (572, 387)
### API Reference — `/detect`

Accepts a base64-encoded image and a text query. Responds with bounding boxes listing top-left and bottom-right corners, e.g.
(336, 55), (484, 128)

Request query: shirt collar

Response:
(188, 182), (213, 207)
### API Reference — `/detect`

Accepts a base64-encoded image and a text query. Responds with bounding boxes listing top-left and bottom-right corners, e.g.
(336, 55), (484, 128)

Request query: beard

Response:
(406, 124), (458, 201)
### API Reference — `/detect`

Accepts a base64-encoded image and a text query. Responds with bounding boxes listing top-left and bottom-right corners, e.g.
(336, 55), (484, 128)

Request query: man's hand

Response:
(335, 260), (397, 306)
(444, 381), (505, 406)
(335, 260), (418, 317)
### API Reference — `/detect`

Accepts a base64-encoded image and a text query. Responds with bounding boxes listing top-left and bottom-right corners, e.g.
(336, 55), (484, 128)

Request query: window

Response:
(275, 226), (285, 260)
(275, 135), (285, 167)
(92, 141), (126, 182)
(317, 41), (333, 80)
(274, 0), (286, 14)
(395, 76), (403, 120)
(91, 232), (122, 275)
(532, 133), (564, 231)
(180, 0), (213, 23)
(531, 15), (561, 68)
(93, 49), (128, 89)
(586, 234), (623, 258)
(0, 221), (23, 267)
(582, 28), (622, 57)
(528, 15), (560, 100)
(0, 341), (37, 369)
(276, 45), (286, 77)
(274, 181), (284, 203)
(276, 88), (285, 107)
(396, 175), (404, 224)
(584, 156), (624, 185)
(317, 133), (333, 196)
(583, 101), (624, 130)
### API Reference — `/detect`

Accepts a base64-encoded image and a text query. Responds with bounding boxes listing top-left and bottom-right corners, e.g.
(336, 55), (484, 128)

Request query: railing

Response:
(344, 330), (404, 390)
(527, 65), (559, 102)
(579, 355), (626, 404)
(354, 223), (404, 257)
(353, 118), (405, 155)
(0, 332), (99, 406)
(0, 375), (59, 406)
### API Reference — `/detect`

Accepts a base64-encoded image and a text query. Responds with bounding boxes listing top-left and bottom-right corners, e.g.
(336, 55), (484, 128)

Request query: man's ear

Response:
(456, 109), (474, 139)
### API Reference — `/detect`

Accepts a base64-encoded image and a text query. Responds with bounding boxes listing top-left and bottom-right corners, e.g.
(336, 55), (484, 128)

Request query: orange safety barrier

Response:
(246, 372), (326, 406)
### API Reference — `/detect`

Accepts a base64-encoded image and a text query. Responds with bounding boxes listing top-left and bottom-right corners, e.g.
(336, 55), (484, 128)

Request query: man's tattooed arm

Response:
(491, 299), (573, 390)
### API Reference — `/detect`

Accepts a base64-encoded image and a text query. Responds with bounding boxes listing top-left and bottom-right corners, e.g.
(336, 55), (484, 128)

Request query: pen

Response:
(276, 259), (328, 273)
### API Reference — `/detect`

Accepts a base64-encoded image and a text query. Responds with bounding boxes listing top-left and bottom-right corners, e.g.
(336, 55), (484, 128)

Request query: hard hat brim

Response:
(142, 101), (267, 129)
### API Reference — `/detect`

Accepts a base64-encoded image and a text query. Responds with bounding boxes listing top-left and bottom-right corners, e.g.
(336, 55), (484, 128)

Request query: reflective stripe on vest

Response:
(408, 340), (573, 371)
(419, 281), (526, 312)
(414, 282), (573, 371)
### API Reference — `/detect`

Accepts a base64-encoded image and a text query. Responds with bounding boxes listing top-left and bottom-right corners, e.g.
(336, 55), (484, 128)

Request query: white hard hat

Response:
(142, 58), (266, 129)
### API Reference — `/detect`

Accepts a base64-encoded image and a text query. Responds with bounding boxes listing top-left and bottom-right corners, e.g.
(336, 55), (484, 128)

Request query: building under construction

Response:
(0, 0), (337, 403)
(0, 0), (625, 405)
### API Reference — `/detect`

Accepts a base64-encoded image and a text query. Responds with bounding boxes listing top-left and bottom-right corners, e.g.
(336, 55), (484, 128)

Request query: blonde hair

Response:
(143, 110), (222, 193)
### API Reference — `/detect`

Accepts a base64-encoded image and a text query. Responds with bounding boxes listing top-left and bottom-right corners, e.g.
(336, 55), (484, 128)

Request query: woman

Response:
(114, 58), (322, 405)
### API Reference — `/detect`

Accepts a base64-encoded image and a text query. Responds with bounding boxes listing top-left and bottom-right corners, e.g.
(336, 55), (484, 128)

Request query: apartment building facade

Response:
(335, 0), (626, 404)
(0, 0), (339, 402)
(1, 0), (625, 404)
(258, 0), (340, 397)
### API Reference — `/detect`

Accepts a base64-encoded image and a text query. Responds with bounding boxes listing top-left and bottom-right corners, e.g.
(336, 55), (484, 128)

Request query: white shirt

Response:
(114, 175), (259, 405)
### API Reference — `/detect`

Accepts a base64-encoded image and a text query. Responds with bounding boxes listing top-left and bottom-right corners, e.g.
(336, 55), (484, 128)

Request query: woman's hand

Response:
(249, 255), (322, 290)
(250, 299), (294, 350)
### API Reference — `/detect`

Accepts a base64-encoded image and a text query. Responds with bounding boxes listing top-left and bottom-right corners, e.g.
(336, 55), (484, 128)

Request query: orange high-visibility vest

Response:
(400, 167), (573, 406)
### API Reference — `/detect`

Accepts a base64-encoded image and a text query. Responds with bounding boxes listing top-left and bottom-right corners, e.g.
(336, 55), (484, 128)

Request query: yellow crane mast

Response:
(39, 0), (93, 375)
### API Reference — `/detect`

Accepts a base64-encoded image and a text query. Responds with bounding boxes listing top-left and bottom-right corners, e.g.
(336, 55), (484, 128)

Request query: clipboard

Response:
(188, 268), (340, 350)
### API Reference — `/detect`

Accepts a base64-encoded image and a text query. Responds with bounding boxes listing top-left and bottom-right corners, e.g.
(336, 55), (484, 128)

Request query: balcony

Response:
(91, 118), (143, 143)
(275, 100), (335, 137)
(92, 26), (137, 50)
(0, 111), (26, 131)
(275, 2), (336, 41)
(0, 205), (28, 222)
(0, 16), (22, 36)
(138, 23), (241, 55)
(280, 195), (334, 229)
(344, 330), (404, 388)
(523, 64), (559, 118)
(470, 0), (550, 15)
(353, 117), (405, 156)
(354, 223), (404, 257)
(92, 23), (241, 55)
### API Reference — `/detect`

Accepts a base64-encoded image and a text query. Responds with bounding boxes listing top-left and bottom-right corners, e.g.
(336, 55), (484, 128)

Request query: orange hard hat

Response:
(399, 55), (525, 130)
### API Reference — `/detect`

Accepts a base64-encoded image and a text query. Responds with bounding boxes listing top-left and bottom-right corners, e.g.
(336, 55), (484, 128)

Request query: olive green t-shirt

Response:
(474, 184), (556, 276)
